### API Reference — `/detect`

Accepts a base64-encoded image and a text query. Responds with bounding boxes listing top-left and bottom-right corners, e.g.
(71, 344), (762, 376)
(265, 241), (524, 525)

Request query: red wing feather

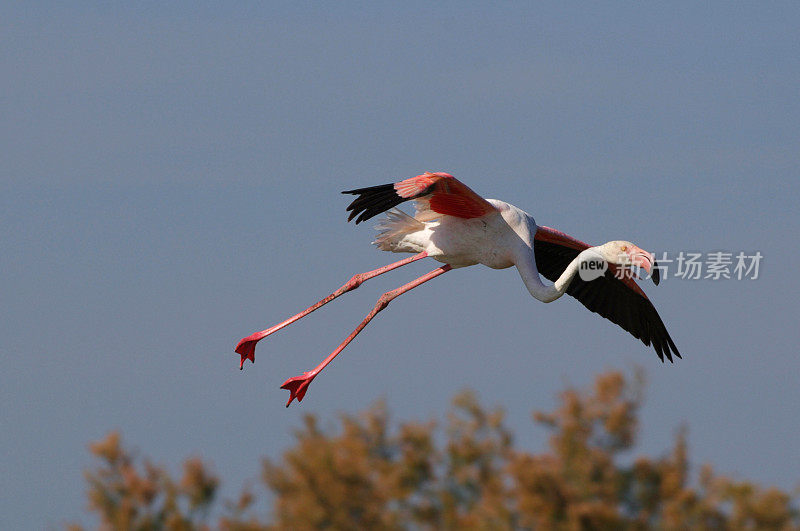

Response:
(395, 172), (496, 219)
(343, 172), (495, 224)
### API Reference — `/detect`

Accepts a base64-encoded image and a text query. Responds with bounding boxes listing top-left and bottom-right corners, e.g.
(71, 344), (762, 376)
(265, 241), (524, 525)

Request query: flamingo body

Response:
(374, 199), (527, 269)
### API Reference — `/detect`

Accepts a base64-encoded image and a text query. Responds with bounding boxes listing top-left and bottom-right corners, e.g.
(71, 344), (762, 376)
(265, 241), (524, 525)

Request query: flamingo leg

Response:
(280, 264), (452, 407)
(235, 252), (428, 369)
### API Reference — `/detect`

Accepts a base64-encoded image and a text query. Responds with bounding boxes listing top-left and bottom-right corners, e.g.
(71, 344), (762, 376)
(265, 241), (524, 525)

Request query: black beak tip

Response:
(652, 261), (660, 285)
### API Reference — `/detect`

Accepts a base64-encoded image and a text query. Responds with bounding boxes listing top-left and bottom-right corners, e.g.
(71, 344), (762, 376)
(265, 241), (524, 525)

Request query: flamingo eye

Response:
(620, 245), (627, 252)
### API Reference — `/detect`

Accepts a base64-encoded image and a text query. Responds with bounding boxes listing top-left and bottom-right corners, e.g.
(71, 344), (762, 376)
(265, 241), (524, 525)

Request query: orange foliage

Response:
(74, 370), (800, 530)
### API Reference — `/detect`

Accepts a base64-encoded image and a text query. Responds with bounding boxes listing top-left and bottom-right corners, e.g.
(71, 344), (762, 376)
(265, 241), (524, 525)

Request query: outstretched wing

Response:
(534, 225), (681, 362)
(342, 172), (497, 224)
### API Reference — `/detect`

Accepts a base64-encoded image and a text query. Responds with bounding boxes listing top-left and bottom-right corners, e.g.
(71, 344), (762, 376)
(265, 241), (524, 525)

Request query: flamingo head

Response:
(597, 240), (660, 285)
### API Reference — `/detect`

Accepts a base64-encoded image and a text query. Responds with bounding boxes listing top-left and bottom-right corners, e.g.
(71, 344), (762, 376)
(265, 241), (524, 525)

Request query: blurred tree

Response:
(73, 370), (799, 530)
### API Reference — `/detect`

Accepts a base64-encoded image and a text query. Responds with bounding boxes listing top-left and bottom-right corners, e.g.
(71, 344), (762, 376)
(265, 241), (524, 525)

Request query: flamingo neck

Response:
(515, 247), (596, 303)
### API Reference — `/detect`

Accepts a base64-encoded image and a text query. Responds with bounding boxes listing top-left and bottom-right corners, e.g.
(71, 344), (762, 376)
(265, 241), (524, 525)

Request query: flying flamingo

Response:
(236, 172), (680, 406)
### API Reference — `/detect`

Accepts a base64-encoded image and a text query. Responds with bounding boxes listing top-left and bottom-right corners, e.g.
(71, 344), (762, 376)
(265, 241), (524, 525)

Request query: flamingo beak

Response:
(629, 246), (659, 285)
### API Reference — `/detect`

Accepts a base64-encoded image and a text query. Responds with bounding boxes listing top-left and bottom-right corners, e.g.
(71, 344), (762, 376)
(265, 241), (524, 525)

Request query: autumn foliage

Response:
(74, 370), (799, 530)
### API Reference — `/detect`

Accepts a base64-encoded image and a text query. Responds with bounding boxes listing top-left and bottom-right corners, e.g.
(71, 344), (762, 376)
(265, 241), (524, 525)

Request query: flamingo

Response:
(236, 172), (680, 407)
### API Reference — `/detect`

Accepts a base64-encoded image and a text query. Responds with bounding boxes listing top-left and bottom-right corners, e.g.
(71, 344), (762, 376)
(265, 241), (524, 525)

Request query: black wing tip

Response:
(341, 183), (403, 224)
(669, 338), (681, 360)
(654, 333), (681, 363)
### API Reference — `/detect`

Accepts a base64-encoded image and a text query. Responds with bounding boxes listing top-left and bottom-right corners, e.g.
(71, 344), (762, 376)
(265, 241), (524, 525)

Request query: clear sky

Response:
(2, 3), (799, 528)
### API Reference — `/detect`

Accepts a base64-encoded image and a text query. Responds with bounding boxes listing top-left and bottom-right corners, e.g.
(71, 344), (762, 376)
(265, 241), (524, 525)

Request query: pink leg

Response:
(235, 252), (428, 369)
(280, 264), (452, 407)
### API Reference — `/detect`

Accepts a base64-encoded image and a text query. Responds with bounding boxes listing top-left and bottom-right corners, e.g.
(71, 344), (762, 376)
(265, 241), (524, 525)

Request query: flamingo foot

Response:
(235, 333), (262, 370)
(280, 372), (317, 407)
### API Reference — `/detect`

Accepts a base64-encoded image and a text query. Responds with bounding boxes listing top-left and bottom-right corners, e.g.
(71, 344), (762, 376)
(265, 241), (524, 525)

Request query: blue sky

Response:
(2, 3), (799, 527)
